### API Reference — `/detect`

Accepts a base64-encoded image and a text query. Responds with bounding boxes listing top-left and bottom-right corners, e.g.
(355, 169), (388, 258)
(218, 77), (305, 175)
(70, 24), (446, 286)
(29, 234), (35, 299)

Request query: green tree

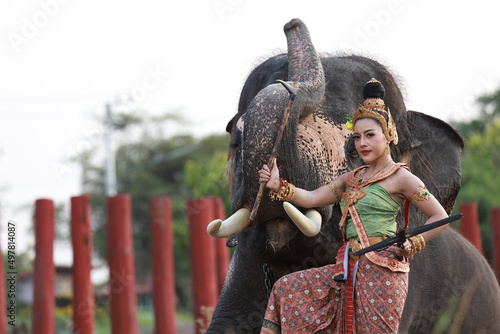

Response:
(76, 110), (230, 311)
(184, 150), (231, 211)
(452, 85), (500, 262)
(451, 88), (500, 138)
(454, 120), (500, 261)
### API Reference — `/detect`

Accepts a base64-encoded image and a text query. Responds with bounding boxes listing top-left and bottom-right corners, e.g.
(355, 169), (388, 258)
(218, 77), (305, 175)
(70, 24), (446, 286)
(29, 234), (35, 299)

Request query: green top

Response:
(340, 184), (400, 240)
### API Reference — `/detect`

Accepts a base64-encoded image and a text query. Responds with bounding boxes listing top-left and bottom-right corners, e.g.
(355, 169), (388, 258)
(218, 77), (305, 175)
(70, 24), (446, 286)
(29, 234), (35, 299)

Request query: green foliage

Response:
(457, 120), (500, 207)
(184, 150), (231, 211)
(75, 110), (230, 312)
(453, 87), (500, 262)
(451, 88), (500, 138)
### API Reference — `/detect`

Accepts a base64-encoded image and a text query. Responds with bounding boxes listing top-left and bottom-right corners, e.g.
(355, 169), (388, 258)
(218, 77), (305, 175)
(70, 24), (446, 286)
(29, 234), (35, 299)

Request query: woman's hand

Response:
(259, 160), (281, 192)
(394, 240), (412, 258)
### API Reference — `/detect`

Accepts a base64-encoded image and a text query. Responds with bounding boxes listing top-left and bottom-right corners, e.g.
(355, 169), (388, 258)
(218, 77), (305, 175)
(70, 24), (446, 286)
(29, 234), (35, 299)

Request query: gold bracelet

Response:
(270, 179), (296, 201)
(408, 234), (426, 258)
(326, 181), (340, 200)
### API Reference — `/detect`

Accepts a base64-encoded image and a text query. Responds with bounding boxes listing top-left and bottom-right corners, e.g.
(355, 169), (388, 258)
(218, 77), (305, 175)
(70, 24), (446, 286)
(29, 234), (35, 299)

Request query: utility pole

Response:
(104, 103), (117, 196)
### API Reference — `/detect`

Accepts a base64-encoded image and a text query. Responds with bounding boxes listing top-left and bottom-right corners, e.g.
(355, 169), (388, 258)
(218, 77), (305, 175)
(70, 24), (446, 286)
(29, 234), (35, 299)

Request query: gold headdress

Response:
(347, 78), (398, 145)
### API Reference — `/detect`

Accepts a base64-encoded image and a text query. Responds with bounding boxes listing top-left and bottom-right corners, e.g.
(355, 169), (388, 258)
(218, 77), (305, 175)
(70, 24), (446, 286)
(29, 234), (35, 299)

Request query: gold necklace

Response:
(357, 160), (393, 185)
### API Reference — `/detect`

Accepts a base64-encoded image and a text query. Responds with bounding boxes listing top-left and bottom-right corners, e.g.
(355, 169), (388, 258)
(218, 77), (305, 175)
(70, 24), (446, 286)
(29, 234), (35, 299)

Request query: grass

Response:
(11, 306), (193, 334)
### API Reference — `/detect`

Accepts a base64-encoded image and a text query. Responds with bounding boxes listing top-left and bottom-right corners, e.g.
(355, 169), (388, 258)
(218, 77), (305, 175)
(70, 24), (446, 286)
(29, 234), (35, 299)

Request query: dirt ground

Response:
(176, 321), (195, 334)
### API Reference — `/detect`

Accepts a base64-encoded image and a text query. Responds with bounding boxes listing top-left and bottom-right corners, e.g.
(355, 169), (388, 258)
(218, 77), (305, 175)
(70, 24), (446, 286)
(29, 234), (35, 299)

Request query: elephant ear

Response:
(397, 110), (464, 227)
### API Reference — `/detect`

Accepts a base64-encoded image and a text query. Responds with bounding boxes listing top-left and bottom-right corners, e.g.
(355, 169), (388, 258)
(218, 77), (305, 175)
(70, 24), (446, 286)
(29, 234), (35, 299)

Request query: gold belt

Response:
(348, 236), (388, 260)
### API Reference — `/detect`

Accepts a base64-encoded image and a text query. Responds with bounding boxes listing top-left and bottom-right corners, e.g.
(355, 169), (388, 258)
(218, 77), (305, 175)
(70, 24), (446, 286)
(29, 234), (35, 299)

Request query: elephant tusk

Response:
(207, 208), (251, 238)
(283, 202), (322, 237)
(276, 80), (299, 96)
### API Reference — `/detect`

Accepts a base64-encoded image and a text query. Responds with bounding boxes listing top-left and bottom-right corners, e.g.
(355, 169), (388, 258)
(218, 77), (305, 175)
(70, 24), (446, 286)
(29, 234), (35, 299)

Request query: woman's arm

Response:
(258, 160), (347, 208)
(393, 169), (449, 257)
(410, 193), (449, 242)
(398, 171), (449, 242)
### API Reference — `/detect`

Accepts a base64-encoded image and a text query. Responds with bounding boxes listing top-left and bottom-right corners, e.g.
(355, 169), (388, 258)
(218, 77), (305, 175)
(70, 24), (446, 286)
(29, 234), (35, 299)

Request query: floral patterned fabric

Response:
(260, 245), (408, 334)
(261, 164), (410, 333)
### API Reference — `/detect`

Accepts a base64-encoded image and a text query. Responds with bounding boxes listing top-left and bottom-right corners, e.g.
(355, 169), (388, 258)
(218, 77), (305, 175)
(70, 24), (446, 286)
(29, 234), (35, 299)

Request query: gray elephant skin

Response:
(207, 18), (500, 333)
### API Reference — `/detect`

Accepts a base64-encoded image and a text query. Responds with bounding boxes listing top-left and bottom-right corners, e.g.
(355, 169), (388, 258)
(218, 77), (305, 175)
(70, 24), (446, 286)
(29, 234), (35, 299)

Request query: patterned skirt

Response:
(260, 244), (408, 334)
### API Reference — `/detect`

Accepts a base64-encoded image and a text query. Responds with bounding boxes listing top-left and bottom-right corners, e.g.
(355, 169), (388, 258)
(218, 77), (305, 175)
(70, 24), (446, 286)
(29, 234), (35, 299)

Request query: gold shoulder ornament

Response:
(410, 186), (430, 204)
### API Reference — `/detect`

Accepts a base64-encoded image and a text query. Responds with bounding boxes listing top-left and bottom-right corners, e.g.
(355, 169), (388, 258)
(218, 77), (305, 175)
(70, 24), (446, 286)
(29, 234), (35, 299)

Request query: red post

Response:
(213, 197), (230, 294)
(151, 197), (177, 334)
(107, 195), (139, 334)
(71, 195), (95, 334)
(492, 208), (500, 283)
(187, 198), (218, 333)
(459, 202), (483, 253)
(32, 199), (55, 334)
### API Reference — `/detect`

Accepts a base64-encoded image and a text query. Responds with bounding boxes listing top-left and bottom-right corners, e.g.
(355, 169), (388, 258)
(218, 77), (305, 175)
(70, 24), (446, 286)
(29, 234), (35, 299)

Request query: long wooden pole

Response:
(151, 197), (177, 334)
(187, 198), (218, 333)
(32, 199), (55, 334)
(107, 194), (139, 334)
(71, 195), (95, 334)
(459, 202), (483, 253)
(213, 197), (230, 294)
(492, 207), (500, 283)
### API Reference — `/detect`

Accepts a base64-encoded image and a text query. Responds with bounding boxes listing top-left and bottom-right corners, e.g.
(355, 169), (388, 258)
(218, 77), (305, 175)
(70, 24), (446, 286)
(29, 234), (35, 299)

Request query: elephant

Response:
(206, 18), (500, 333)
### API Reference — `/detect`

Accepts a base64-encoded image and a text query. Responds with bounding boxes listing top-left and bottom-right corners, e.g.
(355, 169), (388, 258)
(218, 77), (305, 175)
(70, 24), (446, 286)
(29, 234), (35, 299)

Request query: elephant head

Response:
(207, 18), (500, 334)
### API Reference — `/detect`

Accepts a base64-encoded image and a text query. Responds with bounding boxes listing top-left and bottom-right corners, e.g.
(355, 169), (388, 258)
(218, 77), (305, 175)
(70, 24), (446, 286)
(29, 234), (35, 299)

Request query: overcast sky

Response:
(1, 0), (499, 269)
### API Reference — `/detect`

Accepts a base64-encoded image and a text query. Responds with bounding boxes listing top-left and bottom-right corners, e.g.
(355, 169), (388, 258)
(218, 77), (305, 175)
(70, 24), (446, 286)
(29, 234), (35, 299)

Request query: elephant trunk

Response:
(215, 19), (328, 238)
(284, 18), (325, 113)
(238, 19), (327, 226)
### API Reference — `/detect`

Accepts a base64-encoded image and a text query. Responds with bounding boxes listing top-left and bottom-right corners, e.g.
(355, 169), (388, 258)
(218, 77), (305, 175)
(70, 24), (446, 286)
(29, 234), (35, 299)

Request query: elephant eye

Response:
(230, 128), (242, 151)
(345, 136), (357, 156)
(344, 135), (364, 170)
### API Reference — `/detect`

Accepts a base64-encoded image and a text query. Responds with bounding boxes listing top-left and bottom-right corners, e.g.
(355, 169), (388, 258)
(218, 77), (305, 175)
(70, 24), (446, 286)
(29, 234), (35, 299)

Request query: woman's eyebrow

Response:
(353, 129), (376, 135)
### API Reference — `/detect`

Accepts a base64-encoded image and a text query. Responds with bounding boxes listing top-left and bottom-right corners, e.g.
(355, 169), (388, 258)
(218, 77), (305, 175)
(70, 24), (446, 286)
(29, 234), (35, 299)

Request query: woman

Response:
(258, 79), (449, 333)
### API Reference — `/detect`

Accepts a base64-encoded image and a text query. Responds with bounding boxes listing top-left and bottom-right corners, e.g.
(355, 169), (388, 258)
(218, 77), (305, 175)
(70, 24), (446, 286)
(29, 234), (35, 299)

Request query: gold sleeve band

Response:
(410, 186), (430, 204)
(326, 181), (341, 200)
(270, 179), (296, 201)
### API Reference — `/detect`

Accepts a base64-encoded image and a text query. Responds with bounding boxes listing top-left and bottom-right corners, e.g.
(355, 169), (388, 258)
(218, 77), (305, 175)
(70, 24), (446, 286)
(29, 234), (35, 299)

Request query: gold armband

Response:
(408, 234), (426, 258)
(410, 186), (430, 204)
(326, 181), (340, 200)
(270, 179), (296, 201)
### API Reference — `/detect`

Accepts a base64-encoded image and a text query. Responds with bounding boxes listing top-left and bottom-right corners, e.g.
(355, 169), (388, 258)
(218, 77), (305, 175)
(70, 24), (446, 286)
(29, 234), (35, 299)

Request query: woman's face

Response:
(353, 118), (388, 163)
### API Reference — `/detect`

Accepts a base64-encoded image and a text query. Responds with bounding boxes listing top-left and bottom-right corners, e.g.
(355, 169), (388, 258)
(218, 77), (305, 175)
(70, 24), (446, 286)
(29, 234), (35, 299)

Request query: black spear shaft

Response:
(353, 213), (464, 256)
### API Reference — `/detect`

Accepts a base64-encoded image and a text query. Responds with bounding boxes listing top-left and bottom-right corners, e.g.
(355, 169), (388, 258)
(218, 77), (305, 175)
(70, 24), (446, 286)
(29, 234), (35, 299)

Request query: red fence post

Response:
(32, 199), (55, 334)
(107, 195), (139, 334)
(187, 198), (218, 333)
(213, 197), (230, 295)
(71, 195), (95, 334)
(492, 208), (500, 283)
(151, 197), (177, 334)
(459, 202), (483, 253)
